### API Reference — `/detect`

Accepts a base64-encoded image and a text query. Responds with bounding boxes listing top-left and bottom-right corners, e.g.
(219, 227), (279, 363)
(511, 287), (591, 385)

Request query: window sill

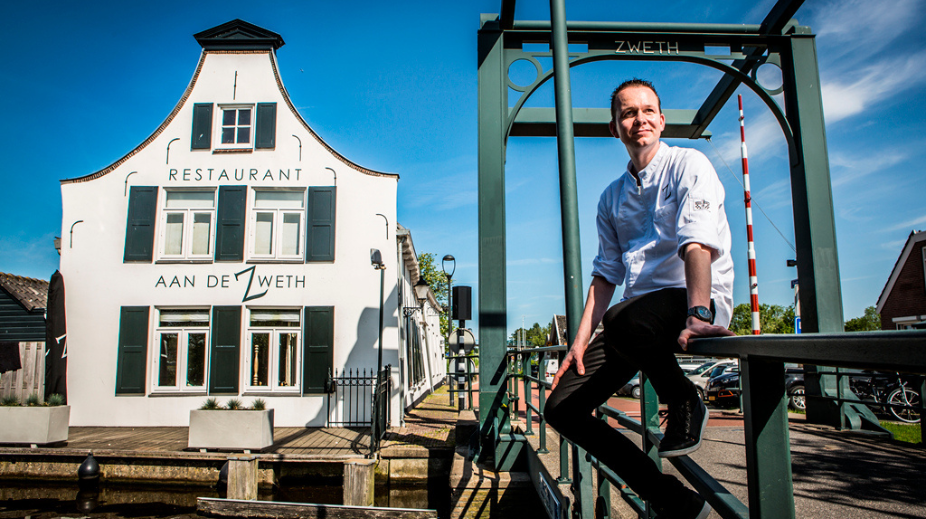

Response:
(213, 148), (253, 154)
(241, 391), (302, 397)
(148, 391), (208, 397)
(155, 259), (214, 265)
(246, 259), (305, 264)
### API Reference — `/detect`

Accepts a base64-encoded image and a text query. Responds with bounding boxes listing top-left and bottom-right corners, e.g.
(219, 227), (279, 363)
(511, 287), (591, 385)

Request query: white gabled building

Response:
(58, 19), (444, 427)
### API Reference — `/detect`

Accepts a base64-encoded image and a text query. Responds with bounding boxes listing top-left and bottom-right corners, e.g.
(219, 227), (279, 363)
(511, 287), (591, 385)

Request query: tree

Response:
(845, 306), (881, 332)
(417, 253), (450, 338)
(729, 303), (796, 335)
(509, 322), (551, 347)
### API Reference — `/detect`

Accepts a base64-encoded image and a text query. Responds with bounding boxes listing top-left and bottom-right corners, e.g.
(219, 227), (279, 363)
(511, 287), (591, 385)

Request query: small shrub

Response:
(250, 399), (267, 411)
(47, 394), (66, 406)
(25, 393), (41, 406)
(200, 398), (221, 410)
(225, 398), (242, 410)
(1, 395), (20, 406)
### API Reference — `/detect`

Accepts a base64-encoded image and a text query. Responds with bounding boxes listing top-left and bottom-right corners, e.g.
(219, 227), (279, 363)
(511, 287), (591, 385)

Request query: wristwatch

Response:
(687, 306), (713, 323)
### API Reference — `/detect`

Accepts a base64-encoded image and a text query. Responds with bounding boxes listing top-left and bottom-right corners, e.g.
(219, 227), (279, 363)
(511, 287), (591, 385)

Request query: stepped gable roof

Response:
(0, 272), (48, 312)
(194, 19), (284, 51)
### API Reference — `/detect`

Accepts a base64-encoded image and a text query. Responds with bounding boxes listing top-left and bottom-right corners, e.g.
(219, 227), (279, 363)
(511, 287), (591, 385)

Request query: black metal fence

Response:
(371, 366), (392, 454)
(325, 365), (392, 455)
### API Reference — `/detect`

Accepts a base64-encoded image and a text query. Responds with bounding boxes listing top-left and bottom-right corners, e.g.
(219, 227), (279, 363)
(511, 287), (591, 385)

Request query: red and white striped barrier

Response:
(738, 95), (760, 335)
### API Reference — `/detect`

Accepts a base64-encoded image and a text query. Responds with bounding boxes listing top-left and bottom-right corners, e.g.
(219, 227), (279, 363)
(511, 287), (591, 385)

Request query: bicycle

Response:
(849, 372), (921, 424)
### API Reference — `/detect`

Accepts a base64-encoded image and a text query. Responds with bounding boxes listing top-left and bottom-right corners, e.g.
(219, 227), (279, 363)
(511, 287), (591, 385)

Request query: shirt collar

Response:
(624, 141), (667, 184)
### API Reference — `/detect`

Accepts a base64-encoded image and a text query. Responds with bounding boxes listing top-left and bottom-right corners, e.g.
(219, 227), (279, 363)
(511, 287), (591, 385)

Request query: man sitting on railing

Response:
(547, 78), (735, 519)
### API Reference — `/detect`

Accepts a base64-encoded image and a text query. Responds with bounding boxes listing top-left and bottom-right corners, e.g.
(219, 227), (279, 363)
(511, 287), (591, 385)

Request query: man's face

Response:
(609, 86), (665, 151)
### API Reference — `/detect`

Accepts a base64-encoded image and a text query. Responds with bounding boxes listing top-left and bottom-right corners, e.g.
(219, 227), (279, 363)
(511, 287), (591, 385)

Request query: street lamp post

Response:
(441, 255), (456, 406)
(371, 249), (386, 376)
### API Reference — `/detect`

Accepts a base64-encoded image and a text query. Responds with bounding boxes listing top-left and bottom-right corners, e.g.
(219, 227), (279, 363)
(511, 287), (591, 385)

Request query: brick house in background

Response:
(876, 230), (926, 330)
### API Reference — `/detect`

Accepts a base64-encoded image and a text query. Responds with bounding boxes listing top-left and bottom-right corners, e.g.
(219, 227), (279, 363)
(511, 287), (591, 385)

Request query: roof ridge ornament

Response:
(194, 19), (285, 51)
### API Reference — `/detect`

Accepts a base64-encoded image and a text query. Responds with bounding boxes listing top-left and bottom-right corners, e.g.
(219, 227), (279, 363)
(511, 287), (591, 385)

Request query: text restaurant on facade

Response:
(58, 20), (445, 427)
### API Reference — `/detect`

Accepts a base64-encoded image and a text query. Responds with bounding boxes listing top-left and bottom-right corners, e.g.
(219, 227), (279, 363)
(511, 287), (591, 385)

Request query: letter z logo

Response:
(235, 266), (268, 302)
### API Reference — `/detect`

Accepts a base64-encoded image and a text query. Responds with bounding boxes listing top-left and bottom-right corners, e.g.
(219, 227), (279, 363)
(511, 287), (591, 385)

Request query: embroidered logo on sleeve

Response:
(692, 199), (710, 211)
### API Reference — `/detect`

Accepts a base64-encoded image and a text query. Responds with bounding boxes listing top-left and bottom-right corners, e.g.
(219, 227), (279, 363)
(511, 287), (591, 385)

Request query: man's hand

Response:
(551, 340), (588, 390)
(678, 316), (735, 351)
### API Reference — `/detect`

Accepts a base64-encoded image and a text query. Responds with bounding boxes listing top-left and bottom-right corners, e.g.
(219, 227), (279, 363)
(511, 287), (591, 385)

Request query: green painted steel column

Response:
(549, 1), (592, 516)
(549, 1), (584, 346)
(741, 358), (795, 518)
(477, 15), (512, 468)
(640, 375), (661, 517)
(780, 32), (844, 335)
(780, 32), (847, 429)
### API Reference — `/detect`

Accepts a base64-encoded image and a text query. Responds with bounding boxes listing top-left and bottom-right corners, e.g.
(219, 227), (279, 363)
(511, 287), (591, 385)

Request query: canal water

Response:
(0, 481), (447, 519)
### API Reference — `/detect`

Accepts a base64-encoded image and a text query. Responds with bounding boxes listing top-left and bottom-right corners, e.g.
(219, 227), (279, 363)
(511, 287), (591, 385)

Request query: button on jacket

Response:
(591, 142), (734, 327)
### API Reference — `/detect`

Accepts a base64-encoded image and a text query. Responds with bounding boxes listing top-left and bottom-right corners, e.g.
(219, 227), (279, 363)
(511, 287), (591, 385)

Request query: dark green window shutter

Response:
(303, 306), (334, 394)
(116, 306), (149, 395)
(255, 102), (277, 149)
(215, 186), (247, 261)
(209, 306), (241, 394)
(306, 187), (336, 262)
(191, 103), (213, 150)
(123, 186), (158, 262)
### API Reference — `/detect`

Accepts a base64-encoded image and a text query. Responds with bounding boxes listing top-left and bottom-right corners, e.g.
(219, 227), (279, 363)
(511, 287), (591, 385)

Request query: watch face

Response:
(690, 306), (712, 322)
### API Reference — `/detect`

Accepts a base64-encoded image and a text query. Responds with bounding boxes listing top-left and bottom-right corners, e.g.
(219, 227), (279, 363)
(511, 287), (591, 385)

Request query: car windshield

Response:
(689, 362), (715, 376)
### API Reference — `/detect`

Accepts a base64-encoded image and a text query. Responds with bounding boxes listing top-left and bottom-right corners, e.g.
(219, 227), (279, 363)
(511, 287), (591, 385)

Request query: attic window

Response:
(218, 105), (253, 148)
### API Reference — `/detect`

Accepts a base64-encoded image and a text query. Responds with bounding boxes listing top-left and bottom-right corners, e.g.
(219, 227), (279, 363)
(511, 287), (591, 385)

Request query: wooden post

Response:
(227, 455), (258, 501)
(343, 459), (376, 506)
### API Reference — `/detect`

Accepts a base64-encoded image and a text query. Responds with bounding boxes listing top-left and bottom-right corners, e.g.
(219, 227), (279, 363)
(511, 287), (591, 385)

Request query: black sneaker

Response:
(653, 488), (711, 518)
(658, 394), (708, 458)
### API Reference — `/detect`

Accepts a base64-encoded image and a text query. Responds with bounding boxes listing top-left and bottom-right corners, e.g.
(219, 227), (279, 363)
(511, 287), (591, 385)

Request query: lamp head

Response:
(371, 249), (385, 270)
(413, 278), (430, 302)
(441, 254), (456, 279)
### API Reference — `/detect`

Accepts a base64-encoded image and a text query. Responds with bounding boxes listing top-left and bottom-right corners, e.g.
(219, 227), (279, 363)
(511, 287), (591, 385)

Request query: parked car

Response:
(705, 371), (740, 408)
(678, 357), (715, 374)
(618, 373), (642, 399)
(688, 360), (737, 399)
(705, 364), (805, 410)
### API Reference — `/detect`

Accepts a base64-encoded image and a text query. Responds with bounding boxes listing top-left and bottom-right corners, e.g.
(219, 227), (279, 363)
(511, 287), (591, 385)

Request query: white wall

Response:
(59, 50), (402, 427)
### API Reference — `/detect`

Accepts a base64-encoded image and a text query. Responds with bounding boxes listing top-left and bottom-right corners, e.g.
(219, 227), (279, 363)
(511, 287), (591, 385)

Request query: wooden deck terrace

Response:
(0, 386), (458, 486)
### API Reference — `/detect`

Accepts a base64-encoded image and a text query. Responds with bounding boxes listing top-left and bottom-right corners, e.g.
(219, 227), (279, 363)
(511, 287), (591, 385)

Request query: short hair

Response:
(610, 79), (661, 118)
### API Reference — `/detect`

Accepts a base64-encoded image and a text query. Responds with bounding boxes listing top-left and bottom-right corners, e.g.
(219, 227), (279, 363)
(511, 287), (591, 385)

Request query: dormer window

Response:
(220, 105), (253, 147)
(191, 102), (276, 151)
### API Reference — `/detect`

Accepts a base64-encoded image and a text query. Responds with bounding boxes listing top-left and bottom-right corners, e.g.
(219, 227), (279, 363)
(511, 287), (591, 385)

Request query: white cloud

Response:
(810, 0), (921, 59)
(710, 113), (788, 168)
(822, 52), (926, 123)
(507, 258), (562, 267)
(887, 214), (926, 232)
(829, 148), (911, 187)
(879, 237), (909, 251)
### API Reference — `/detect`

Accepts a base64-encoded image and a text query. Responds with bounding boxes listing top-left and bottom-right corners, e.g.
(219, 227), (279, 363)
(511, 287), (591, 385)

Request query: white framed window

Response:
(246, 308), (301, 392)
(249, 189), (306, 260)
(159, 190), (216, 260)
(217, 105), (253, 149)
(153, 308), (210, 392)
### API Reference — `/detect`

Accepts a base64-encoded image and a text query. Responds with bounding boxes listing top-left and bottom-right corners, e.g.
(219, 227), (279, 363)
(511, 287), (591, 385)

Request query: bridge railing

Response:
(507, 329), (926, 519)
(507, 345), (749, 519)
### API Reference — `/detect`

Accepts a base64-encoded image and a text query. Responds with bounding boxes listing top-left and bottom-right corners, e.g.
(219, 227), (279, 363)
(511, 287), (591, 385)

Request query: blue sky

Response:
(1, 0), (924, 338)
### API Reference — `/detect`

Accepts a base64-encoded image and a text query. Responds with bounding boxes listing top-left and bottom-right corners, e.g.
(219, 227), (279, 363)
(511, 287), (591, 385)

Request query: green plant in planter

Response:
(46, 394), (66, 406)
(200, 397), (221, 410)
(25, 393), (41, 406)
(250, 399), (267, 410)
(225, 398), (242, 410)
(1, 395), (20, 406)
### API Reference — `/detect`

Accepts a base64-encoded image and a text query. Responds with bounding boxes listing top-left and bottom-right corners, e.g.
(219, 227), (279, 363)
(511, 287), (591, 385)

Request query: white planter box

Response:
(188, 409), (274, 451)
(0, 406), (70, 445)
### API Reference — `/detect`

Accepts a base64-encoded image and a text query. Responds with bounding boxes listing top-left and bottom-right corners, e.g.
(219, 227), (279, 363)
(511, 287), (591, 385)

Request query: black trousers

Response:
(544, 288), (698, 504)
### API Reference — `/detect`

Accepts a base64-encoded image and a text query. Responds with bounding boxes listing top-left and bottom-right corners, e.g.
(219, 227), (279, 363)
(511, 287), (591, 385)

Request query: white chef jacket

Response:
(591, 142), (734, 327)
